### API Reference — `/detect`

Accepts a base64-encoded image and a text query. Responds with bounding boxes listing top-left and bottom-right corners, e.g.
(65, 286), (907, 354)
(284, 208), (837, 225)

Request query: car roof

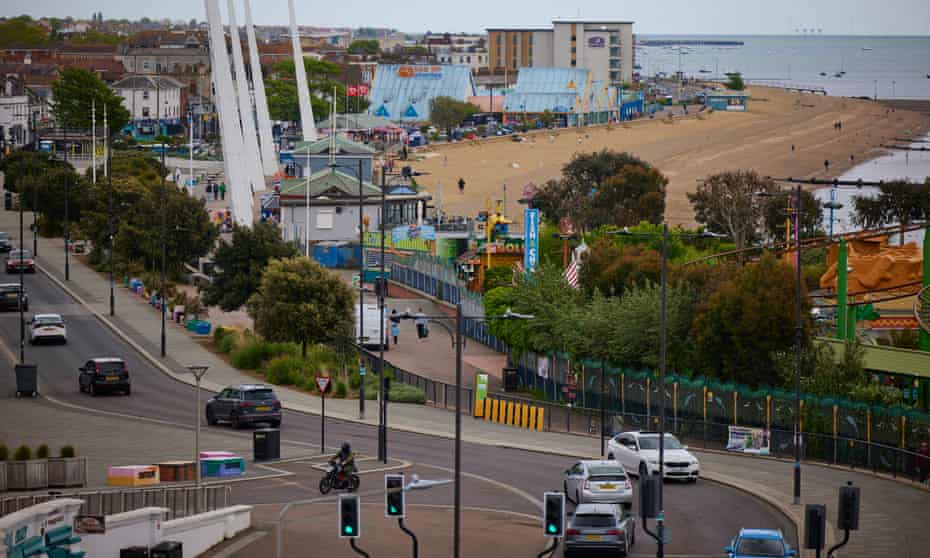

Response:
(739, 529), (784, 540)
(34, 314), (63, 320)
(0, 283), (23, 289)
(579, 460), (625, 467)
(234, 384), (274, 391)
(90, 357), (125, 363)
(574, 503), (619, 515)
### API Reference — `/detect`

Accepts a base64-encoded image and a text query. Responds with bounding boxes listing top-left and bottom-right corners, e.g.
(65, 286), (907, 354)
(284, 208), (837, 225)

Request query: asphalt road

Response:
(0, 262), (796, 555)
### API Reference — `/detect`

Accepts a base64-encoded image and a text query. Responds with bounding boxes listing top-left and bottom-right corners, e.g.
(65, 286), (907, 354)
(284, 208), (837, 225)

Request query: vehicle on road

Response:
(206, 384), (281, 428)
(0, 232), (12, 253)
(725, 528), (796, 557)
(79, 357), (131, 396)
(355, 303), (390, 350)
(563, 503), (635, 557)
(6, 249), (36, 274)
(318, 461), (360, 494)
(563, 460), (633, 507)
(29, 313), (67, 344)
(0, 283), (28, 311)
(607, 431), (700, 481)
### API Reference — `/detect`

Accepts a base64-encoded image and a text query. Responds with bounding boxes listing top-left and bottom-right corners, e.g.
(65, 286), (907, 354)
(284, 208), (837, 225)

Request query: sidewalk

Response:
(5, 209), (928, 558)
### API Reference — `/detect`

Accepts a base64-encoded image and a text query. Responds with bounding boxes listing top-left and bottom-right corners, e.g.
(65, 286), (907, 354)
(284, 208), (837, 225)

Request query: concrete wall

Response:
(282, 202), (381, 244)
(531, 31), (554, 67)
(552, 24), (572, 68)
(78, 507), (165, 557)
(162, 505), (252, 557)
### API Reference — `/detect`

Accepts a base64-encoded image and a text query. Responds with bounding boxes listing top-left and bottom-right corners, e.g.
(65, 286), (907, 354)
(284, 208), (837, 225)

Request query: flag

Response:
(563, 240), (588, 289)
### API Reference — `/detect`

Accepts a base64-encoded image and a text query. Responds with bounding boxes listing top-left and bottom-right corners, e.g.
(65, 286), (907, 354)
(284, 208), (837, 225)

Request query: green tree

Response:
(482, 266), (513, 293)
(264, 79), (300, 122)
(19, 163), (87, 236)
(266, 58), (371, 121)
(203, 223), (297, 311)
(51, 67), (130, 134)
(583, 164), (667, 228)
(688, 170), (778, 252)
(428, 96), (479, 136)
(0, 16), (47, 48)
(348, 39), (380, 55)
(578, 238), (661, 297)
(853, 180), (930, 243)
(762, 188), (823, 240)
(247, 257), (355, 357)
(725, 73), (745, 91)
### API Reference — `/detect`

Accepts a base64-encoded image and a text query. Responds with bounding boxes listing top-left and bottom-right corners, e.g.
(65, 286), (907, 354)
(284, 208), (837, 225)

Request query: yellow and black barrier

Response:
(474, 397), (544, 431)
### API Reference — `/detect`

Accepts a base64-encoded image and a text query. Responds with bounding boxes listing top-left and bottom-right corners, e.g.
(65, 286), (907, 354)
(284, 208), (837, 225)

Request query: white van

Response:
(354, 303), (390, 350)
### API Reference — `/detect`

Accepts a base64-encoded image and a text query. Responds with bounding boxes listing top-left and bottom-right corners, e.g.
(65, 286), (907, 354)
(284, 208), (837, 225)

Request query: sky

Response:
(4, 0), (930, 35)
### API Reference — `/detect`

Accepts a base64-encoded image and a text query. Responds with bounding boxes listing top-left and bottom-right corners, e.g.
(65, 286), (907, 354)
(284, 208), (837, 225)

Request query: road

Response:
(0, 254), (795, 556)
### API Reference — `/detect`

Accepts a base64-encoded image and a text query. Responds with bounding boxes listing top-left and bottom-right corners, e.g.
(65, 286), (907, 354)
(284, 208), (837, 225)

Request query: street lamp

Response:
(186, 365), (209, 490)
(161, 141), (167, 358)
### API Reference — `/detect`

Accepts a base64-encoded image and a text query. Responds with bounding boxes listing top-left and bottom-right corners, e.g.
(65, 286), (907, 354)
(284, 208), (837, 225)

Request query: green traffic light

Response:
(390, 506), (398, 514)
(344, 525), (354, 535)
(547, 524), (556, 534)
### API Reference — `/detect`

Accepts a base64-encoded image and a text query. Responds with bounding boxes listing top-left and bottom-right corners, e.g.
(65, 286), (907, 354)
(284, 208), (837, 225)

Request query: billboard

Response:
(523, 208), (539, 275)
(392, 224), (436, 243)
(588, 36), (606, 48)
(397, 66), (443, 79)
(726, 426), (771, 456)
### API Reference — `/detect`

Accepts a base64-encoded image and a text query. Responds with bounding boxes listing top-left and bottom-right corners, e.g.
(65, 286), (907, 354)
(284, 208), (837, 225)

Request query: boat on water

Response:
(699, 69), (712, 74)
(820, 72), (828, 76)
(862, 46), (873, 51)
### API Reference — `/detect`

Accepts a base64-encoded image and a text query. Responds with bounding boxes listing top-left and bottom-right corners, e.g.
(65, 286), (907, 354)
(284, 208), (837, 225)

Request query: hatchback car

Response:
(30, 313), (67, 344)
(607, 431), (700, 481)
(0, 283), (27, 311)
(6, 249), (35, 274)
(564, 503), (635, 557)
(725, 529), (796, 557)
(563, 460), (633, 507)
(206, 384), (281, 428)
(0, 232), (12, 253)
(79, 357), (131, 396)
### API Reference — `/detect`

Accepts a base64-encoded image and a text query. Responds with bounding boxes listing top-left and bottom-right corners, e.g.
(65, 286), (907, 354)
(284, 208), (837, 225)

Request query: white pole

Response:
(305, 144), (311, 257)
(243, 0), (278, 176)
(103, 103), (108, 177)
(92, 99), (97, 183)
(189, 110), (194, 194)
(227, 0), (266, 194)
(287, 0), (317, 141)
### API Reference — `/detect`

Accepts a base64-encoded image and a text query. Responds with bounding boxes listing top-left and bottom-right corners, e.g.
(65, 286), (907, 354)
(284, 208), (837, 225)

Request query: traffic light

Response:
(804, 504), (826, 550)
(339, 495), (360, 539)
(639, 474), (659, 519)
(543, 492), (564, 538)
(837, 482), (860, 531)
(385, 474), (405, 518)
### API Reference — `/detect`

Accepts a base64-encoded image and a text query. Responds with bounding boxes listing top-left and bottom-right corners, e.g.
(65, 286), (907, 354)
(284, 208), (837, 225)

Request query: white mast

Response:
(91, 99), (96, 183)
(288, 0), (317, 141)
(103, 103), (108, 177)
(243, 0), (278, 176)
(226, 0), (266, 193)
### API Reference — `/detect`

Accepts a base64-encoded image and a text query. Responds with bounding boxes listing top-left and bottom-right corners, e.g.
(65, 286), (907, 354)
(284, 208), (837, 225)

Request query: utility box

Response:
(150, 541), (182, 558)
(503, 367), (519, 391)
(15, 364), (38, 398)
(254, 428), (280, 461)
(120, 547), (149, 558)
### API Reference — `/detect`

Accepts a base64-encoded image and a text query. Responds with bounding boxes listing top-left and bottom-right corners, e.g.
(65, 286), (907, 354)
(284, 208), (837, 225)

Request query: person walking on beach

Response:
(414, 308), (428, 342)
(219, 182), (226, 201)
(213, 182), (219, 200)
(458, 177), (465, 194)
(824, 160), (830, 174)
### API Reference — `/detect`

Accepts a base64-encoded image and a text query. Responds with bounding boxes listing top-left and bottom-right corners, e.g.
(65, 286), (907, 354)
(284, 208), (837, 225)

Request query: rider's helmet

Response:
(341, 441), (351, 455)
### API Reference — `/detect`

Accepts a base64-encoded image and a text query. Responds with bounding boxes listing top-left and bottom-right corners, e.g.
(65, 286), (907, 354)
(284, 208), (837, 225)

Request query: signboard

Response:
(316, 376), (331, 393)
(348, 85), (370, 97)
(726, 426), (771, 456)
(588, 36), (606, 48)
(74, 515), (106, 535)
(523, 208), (539, 275)
(475, 373), (489, 402)
(397, 65), (443, 79)
(392, 224), (436, 243)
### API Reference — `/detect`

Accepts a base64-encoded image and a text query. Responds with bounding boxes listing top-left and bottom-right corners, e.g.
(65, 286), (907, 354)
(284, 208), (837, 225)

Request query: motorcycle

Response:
(319, 461), (360, 494)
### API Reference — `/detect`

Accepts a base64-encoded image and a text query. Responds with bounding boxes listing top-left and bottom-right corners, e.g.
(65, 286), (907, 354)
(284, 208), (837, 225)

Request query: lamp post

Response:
(30, 111), (38, 256)
(160, 140), (167, 358)
(18, 158), (25, 364)
(187, 365), (210, 490)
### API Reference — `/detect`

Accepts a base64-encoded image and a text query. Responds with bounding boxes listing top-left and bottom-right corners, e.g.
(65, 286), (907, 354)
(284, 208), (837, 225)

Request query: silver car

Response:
(564, 503), (635, 557)
(563, 460), (633, 507)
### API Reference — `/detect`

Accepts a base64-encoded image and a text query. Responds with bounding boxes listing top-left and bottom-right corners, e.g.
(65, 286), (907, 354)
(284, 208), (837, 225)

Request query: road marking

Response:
(417, 462), (543, 510)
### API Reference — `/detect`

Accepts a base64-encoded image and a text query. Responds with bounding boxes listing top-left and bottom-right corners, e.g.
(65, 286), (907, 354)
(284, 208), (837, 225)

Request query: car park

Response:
(79, 357), (131, 396)
(29, 313), (67, 344)
(0, 232), (12, 253)
(206, 384), (282, 428)
(563, 460), (633, 507)
(725, 528), (796, 557)
(6, 249), (36, 274)
(0, 283), (28, 311)
(563, 503), (635, 557)
(607, 431), (700, 481)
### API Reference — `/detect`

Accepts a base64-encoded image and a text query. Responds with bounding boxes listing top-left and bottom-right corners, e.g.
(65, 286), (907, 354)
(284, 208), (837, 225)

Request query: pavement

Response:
(0, 206), (927, 557)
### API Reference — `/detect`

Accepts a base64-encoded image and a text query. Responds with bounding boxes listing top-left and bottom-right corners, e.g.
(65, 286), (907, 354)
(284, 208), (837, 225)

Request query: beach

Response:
(408, 86), (929, 227)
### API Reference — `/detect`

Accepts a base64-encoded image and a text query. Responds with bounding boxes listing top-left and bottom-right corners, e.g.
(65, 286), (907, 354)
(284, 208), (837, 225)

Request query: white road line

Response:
(417, 462), (544, 510)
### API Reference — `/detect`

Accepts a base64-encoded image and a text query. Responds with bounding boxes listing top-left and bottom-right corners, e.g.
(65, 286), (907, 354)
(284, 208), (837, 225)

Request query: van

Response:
(355, 303), (390, 350)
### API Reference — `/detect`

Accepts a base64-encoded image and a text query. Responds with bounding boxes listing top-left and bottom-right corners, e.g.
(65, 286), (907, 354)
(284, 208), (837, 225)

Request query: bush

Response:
(264, 355), (307, 386)
(36, 444), (49, 459)
(13, 445), (32, 461)
(59, 445), (76, 458)
(216, 328), (240, 354)
(231, 339), (297, 370)
(0, 444), (7, 461)
(334, 381), (348, 399)
(213, 326), (232, 344)
(348, 372), (362, 390)
(388, 383), (427, 404)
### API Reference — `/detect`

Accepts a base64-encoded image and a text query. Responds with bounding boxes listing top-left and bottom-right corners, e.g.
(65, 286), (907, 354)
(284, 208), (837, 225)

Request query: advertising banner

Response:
(392, 224), (436, 243)
(476, 373), (489, 401)
(523, 208), (539, 275)
(726, 426), (771, 455)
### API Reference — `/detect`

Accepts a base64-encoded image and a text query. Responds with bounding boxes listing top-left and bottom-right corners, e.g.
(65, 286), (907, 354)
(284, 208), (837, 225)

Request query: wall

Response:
(552, 23), (573, 68)
(283, 202), (382, 244)
(118, 87), (182, 121)
(161, 506), (252, 557)
(78, 507), (165, 557)
(531, 31), (554, 67)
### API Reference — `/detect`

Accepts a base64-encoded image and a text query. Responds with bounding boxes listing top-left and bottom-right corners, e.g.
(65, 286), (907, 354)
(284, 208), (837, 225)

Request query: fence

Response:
(361, 351), (474, 414)
(0, 485), (230, 520)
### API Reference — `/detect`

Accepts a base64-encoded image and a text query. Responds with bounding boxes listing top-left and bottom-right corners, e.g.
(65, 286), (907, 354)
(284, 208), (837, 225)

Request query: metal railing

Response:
(362, 352), (473, 413)
(0, 484), (231, 520)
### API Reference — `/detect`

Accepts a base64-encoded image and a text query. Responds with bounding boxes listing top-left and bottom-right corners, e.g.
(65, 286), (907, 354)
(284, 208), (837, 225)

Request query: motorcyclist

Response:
(331, 442), (356, 478)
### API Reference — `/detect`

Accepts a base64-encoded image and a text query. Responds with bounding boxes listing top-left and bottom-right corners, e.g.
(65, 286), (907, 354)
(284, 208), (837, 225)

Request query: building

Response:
(502, 67), (623, 126)
(367, 64), (476, 123)
(487, 18), (634, 87)
(705, 90), (750, 112)
(111, 75), (187, 137)
(0, 76), (48, 151)
(425, 33), (489, 73)
(281, 135), (377, 182)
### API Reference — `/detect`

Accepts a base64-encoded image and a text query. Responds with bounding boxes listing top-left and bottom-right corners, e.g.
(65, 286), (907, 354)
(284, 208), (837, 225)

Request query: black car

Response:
(79, 357), (131, 396)
(206, 384), (281, 428)
(0, 232), (12, 253)
(0, 283), (28, 311)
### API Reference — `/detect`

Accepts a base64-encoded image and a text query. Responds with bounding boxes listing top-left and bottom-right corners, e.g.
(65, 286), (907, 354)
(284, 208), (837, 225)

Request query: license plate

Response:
(584, 535), (602, 542)
(256, 406), (272, 412)
(598, 483), (615, 490)
(43, 328), (57, 332)
(106, 375), (119, 381)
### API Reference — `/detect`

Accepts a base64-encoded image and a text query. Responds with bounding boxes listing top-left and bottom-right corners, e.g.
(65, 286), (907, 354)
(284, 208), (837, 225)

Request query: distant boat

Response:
(862, 46), (873, 51)
(834, 72), (844, 78)
(820, 72), (828, 76)
(699, 69), (712, 74)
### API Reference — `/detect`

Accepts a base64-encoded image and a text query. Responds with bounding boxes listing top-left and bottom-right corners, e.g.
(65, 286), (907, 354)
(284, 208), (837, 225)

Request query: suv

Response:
(206, 384), (281, 428)
(79, 357), (131, 396)
(0, 284), (27, 311)
(563, 503), (635, 557)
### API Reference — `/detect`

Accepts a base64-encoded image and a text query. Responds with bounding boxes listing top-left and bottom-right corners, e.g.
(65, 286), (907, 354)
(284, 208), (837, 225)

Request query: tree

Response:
(19, 163), (88, 236)
(348, 39), (379, 55)
(688, 170), (778, 252)
(265, 58), (370, 121)
(762, 188), (823, 240)
(584, 165), (666, 229)
(0, 17), (47, 48)
(203, 223), (297, 311)
(247, 257), (355, 357)
(482, 266), (514, 293)
(428, 96), (479, 136)
(853, 180), (930, 242)
(725, 73), (745, 91)
(577, 238), (660, 297)
(51, 67), (130, 134)
(264, 79), (300, 122)
(692, 253), (811, 387)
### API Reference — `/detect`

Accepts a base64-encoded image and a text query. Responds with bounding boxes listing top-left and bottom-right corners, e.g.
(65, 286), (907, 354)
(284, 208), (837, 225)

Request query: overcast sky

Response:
(4, 0), (930, 35)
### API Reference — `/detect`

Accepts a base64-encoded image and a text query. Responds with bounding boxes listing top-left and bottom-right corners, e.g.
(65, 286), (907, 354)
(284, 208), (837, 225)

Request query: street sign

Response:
(523, 208), (540, 275)
(359, 365), (366, 376)
(316, 376), (331, 393)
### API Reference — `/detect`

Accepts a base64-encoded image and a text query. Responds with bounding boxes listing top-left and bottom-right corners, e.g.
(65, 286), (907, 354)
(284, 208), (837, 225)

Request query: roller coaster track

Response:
(914, 285), (930, 334)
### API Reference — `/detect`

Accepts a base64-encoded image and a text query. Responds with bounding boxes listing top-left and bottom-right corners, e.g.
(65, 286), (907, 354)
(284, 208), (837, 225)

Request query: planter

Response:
(0, 462), (6, 491)
(6, 459), (48, 490)
(48, 457), (86, 488)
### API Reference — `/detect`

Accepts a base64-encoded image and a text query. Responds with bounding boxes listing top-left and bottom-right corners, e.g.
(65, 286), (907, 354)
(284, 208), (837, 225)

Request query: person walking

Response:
(219, 182), (226, 201)
(917, 440), (930, 484)
(414, 308), (427, 342)
(390, 309), (401, 345)
(213, 181), (219, 200)
(458, 177), (465, 194)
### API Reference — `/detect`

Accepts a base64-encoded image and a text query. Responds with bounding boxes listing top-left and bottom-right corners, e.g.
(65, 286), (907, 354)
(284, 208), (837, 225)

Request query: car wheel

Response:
(90, 383), (98, 397)
(124, 386), (131, 396)
(231, 414), (243, 429)
(638, 462), (647, 478)
(206, 409), (218, 426)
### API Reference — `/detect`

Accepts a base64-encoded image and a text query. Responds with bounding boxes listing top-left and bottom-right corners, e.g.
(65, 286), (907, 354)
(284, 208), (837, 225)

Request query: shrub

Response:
(13, 445), (32, 461)
(388, 384), (427, 404)
(213, 326), (232, 344)
(264, 355), (306, 386)
(232, 339), (298, 370)
(59, 445), (76, 458)
(348, 372), (362, 390)
(0, 444), (8, 461)
(36, 444), (49, 459)
(334, 381), (348, 399)
(217, 329), (240, 354)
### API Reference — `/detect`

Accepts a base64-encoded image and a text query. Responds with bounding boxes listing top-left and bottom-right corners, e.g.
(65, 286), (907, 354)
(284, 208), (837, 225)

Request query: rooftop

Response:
(551, 18), (635, 24)
(292, 134), (377, 155)
(111, 75), (187, 90)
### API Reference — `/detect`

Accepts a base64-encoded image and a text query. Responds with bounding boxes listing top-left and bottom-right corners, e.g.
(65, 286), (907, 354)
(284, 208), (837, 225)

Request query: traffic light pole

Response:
(348, 539), (370, 558)
(536, 538), (560, 558)
(397, 519), (418, 558)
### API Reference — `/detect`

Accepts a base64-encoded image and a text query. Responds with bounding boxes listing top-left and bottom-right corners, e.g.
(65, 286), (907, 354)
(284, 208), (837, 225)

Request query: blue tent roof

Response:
(504, 67), (617, 113)
(367, 64), (476, 123)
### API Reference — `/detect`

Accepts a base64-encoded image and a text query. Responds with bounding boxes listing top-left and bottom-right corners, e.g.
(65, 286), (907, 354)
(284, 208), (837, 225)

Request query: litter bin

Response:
(14, 364), (37, 398)
(4, 192), (12, 210)
(254, 428), (280, 461)
(150, 541), (182, 558)
(120, 547), (149, 558)
(503, 367), (519, 392)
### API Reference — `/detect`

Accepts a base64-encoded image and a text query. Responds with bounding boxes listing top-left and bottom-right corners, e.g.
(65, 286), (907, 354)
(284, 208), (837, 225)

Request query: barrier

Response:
(1, 486), (231, 520)
(472, 397), (545, 431)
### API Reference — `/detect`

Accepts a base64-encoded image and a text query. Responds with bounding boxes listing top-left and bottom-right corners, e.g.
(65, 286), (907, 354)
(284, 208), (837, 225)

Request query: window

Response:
(142, 90), (150, 100)
(571, 60), (576, 67)
(316, 209), (334, 229)
(142, 106), (150, 117)
(574, 514), (616, 528)
(571, 35), (576, 41)
(571, 47), (576, 53)
(142, 61), (150, 71)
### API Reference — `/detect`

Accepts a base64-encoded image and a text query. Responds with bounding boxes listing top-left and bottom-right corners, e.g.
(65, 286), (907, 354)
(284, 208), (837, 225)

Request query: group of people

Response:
(388, 308), (429, 345)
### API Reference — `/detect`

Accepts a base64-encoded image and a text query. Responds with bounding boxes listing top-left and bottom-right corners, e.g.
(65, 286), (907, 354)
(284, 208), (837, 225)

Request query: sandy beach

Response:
(408, 87), (929, 227)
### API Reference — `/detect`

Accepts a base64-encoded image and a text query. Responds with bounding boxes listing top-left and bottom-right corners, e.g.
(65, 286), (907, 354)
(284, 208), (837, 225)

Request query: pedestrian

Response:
(918, 440), (930, 484)
(458, 177), (465, 194)
(791, 144), (795, 153)
(219, 182), (226, 201)
(414, 308), (427, 342)
(824, 159), (830, 174)
(849, 154), (855, 165)
(391, 321), (400, 345)
(213, 181), (219, 200)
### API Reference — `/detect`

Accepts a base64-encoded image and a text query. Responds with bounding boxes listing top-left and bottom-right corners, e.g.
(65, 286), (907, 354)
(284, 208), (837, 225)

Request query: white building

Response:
(111, 75), (187, 121)
(427, 33), (489, 72)
(0, 95), (31, 149)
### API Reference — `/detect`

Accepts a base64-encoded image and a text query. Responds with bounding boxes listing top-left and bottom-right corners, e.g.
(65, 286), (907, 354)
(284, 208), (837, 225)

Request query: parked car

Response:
(79, 357), (131, 396)
(206, 384), (282, 428)
(607, 431), (700, 481)
(0, 283), (27, 311)
(29, 313), (67, 344)
(0, 232), (12, 253)
(563, 503), (635, 557)
(563, 460), (633, 507)
(6, 249), (36, 274)
(725, 529), (796, 557)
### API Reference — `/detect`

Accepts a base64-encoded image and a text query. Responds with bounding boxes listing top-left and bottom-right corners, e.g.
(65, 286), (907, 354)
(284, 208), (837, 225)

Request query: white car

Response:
(607, 431), (699, 481)
(29, 313), (67, 345)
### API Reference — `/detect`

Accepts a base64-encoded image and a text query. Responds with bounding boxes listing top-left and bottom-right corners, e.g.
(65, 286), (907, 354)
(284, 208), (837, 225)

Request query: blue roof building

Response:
(367, 64), (477, 123)
(502, 67), (629, 126)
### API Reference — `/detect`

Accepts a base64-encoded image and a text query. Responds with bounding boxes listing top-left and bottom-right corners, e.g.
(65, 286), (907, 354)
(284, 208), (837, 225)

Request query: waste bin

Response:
(120, 547), (149, 558)
(150, 541), (182, 558)
(4, 192), (12, 210)
(254, 428), (280, 461)
(503, 367), (519, 392)
(15, 364), (37, 398)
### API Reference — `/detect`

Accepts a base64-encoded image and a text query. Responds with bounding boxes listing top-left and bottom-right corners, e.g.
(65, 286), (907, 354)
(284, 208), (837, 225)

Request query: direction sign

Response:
(316, 376), (331, 393)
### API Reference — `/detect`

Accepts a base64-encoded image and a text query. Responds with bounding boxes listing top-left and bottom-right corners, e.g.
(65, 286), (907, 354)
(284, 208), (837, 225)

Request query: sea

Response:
(638, 35), (930, 100)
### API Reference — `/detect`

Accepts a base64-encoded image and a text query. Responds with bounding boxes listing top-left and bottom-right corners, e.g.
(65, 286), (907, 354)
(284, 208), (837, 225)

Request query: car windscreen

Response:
(9, 250), (31, 259)
(587, 466), (626, 480)
(637, 435), (684, 450)
(244, 389), (275, 401)
(573, 514), (616, 528)
(96, 362), (126, 373)
(736, 538), (785, 556)
(34, 318), (64, 327)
